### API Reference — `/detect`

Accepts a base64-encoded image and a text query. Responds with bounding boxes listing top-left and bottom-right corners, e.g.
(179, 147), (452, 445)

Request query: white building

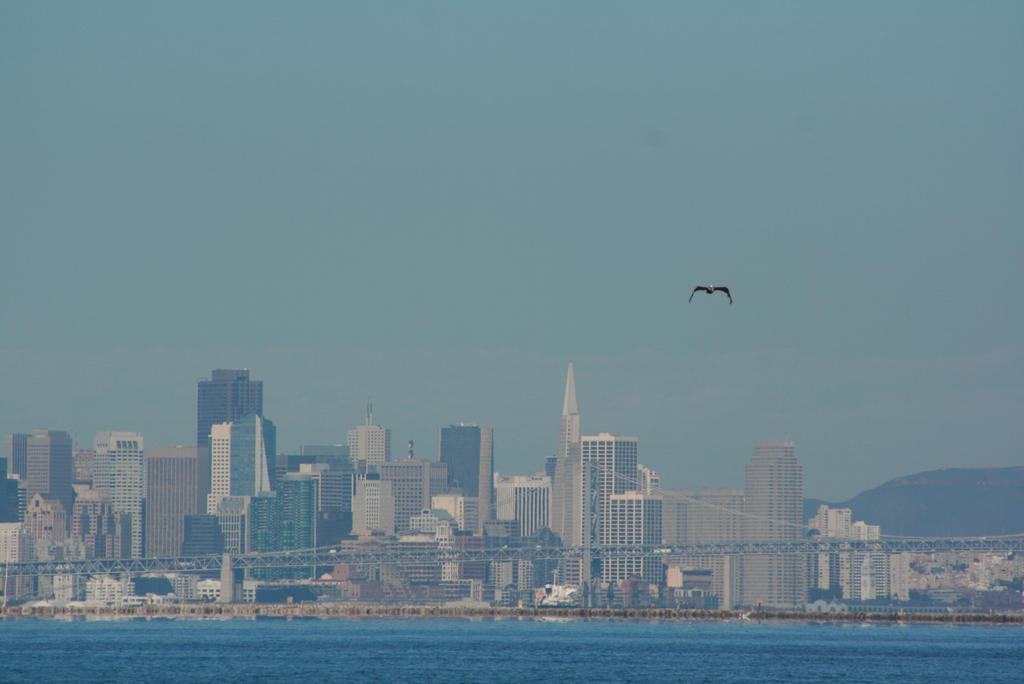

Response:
(636, 464), (660, 495)
(85, 574), (133, 605)
(207, 415), (273, 515)
(352, 477), (395, 535)
(809, 505), (852, 539)
(348, 404), (390, 469)
(0, 522), (34, 601)
(600, 491), (663, 585)
(495, 474), (551, 538)
(581, 433), (639, 544)
(93, 432), (145, 558)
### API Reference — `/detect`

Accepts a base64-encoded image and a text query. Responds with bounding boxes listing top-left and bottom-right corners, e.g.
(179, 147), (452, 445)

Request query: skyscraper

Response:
(581, 433), (639, 542)
(196, 369), (263, 450)
(601, 491), (663, 584)
(208, 412), (276, 513)
(352, 475), (395, 535)
(347, 403), (390, 470)
(3, 433), (29, 480)
(380, 459), (431, 533)
(551, 363), (581, 545)
(740, 441), (804, 608)
(25, 430), (73, 529)
(94, 432), (146, 558)
(495, 474), (551, 538)
(146, 446), (206, 557)
(438, 424), (493, 533)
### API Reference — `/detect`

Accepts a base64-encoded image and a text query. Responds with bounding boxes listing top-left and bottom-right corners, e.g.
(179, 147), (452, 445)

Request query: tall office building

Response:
(25, 430), (73, 529)
(601, 491), (663, 584)
(348, 404), (390, 470)
(196, 369), (263, 450)
(580, 433), (639, 543)
(71, 487), (131, 559)
(668, 488), (746, 609)
(146, 446), (207, 557)
(93, 432), (146, 558)
(495, 474), (551, 538)
(3, 433), (29, 480)
(0, 523), (34, 600)
(24, 493), (68, 544)
(380, 459), (431, 533)
(207, 412), (276, 513)
(551, 363), (581, 545)
(558, 363), (580, 463)
(352, 475), (395, 535)
(438, 424), (494, 533)
(740, 441), (804, 608)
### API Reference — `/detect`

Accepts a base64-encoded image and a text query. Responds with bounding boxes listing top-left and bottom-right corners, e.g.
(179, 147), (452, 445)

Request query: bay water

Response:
(1, 617), (1021, 682)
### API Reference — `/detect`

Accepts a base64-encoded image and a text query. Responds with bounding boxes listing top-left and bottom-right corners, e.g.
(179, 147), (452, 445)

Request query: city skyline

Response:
(1, 3), (1020, 504)
(0, 356), (1016, 503)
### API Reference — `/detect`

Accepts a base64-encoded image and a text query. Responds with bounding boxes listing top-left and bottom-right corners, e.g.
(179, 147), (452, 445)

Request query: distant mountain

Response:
(804, 467), (1024, 537)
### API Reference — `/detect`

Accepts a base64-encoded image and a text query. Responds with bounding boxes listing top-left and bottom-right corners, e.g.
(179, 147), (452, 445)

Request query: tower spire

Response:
(562, 362), (578, 417)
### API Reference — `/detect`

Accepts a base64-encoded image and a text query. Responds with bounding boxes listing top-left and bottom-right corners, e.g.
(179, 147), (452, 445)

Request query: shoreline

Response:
(2, 604), (1022, 624)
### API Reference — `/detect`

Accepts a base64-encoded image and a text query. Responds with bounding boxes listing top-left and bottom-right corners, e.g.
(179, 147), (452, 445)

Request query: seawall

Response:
(2, 603), (1022, 624)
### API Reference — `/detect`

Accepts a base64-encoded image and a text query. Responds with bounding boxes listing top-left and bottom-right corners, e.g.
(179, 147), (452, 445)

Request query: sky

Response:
(1, 2), (1021, 501)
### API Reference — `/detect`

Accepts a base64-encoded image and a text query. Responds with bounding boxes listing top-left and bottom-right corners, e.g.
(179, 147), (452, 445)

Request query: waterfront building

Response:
(659, 488), (746, 609)
(740, 441), (804, 609)
(196, 369), (263, 450)
(348, 404), (390, 470)
(495, 474), (551, 538)
(0, 523), (33, 600)
(84, 574), (133, 605)
(25, 430), (74, 526)
(438, 424), (494, 532)
(601, 491), (663, 585)
(146, 446), (207, 558)
(94, 432), (146, 558)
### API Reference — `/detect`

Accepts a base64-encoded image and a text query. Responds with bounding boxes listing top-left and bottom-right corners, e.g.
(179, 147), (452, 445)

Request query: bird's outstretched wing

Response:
(689, 286), (708, 303)
(716, 286), (733, 304)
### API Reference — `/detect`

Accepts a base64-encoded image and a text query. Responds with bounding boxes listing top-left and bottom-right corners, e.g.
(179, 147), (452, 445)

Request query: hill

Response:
(804, 467), (1024, 537)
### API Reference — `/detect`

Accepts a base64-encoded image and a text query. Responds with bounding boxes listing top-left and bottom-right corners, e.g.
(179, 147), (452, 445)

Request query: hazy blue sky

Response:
(2, 2), (1021, 501)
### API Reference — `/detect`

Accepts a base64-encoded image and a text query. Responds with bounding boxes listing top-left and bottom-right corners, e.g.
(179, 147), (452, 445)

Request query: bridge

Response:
(8, 535), (1024, 579)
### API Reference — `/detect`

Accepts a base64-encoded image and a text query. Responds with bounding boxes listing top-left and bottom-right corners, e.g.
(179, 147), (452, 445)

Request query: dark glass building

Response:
(438, 424), (494, 532)
(196, 369), (263, 449)
(182, 514), (225, 556)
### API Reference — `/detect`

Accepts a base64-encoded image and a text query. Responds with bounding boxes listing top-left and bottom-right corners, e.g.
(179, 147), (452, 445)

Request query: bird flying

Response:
(689, 285), (732, 304)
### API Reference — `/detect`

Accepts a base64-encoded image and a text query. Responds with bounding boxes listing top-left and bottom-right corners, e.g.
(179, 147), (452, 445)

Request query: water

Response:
(1, 617), (1022, 682)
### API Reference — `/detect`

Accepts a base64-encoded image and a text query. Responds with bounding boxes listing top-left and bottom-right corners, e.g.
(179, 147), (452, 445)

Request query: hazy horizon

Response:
(2, 2), (1021, 501)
